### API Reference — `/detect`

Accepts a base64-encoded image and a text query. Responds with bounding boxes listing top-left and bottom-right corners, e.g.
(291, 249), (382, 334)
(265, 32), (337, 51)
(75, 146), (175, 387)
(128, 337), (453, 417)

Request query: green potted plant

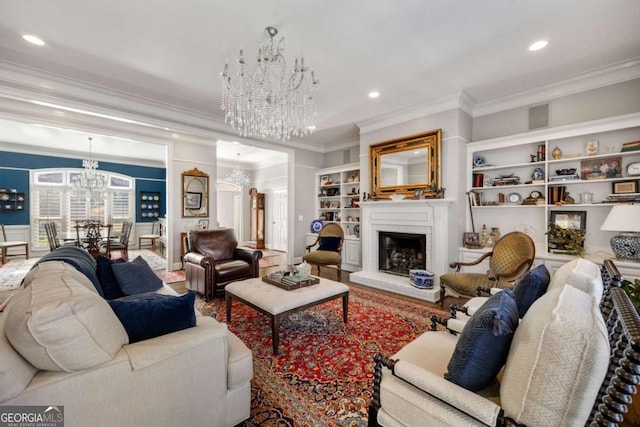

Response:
(546, 223), (585, 255)
(621, 278), (640, 310)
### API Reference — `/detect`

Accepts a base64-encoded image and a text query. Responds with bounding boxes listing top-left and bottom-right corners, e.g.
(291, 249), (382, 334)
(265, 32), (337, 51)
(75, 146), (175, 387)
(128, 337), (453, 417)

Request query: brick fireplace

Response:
(350, 199), (454, 303)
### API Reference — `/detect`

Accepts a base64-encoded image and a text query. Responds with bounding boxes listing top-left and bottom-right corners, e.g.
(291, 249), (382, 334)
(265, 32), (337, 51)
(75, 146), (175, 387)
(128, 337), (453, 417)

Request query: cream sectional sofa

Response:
(0, 253), (253, 427)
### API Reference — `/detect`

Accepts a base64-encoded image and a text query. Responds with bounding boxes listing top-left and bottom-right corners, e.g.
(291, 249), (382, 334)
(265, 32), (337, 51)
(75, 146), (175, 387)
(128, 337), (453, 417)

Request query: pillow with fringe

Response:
(445, 288), (519, 391)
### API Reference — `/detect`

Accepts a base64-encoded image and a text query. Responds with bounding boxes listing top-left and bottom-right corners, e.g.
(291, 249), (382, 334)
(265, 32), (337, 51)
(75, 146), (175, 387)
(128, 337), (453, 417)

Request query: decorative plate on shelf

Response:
(473, 155), (486, 166)
(353, 224), (360, 238)
(310, 219), (323, 233)
(506, 192), (522, 204)
(142, 195), (148, 200)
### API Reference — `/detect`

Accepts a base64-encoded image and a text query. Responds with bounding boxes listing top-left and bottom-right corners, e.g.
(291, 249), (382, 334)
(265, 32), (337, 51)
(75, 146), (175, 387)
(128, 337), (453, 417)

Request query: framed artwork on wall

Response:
(548, 210), (586, 254)
(612, 180), (638, 194)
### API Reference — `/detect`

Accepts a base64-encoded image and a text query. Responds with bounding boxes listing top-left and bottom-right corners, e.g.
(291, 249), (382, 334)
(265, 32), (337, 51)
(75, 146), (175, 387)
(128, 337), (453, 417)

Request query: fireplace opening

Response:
(378, 231), (426, 276)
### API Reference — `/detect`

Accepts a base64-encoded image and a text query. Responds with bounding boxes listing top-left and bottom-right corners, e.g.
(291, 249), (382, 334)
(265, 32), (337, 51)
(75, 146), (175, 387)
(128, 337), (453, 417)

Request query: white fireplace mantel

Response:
(350, 199), (454, 303)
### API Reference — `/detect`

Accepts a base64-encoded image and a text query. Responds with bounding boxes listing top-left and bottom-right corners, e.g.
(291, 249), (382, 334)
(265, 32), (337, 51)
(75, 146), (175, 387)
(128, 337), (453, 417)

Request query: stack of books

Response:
(622, 140), (640, 152)
(493, 176), (520, 186)
(603, 193), (640, 203)
(281, 274), (315, 287)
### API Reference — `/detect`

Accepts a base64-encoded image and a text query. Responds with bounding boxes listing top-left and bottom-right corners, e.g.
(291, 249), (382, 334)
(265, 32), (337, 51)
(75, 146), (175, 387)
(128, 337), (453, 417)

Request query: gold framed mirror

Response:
(182, 167), (209, 218)
(370, 129), (442, 198)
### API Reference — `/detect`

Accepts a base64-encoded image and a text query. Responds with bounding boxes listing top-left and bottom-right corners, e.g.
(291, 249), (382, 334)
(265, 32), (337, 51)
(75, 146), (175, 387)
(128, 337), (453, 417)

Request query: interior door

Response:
(269, 187), (287, 252)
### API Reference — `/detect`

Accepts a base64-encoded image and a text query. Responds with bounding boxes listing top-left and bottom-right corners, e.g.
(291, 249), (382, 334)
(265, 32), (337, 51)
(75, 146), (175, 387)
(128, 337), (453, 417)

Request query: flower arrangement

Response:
(546, 223), (585, 255)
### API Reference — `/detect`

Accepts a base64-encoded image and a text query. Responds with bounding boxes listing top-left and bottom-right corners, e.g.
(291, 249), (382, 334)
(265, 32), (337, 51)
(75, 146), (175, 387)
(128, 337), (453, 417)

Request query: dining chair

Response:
(45, 222), (79, 251)
(138, 220), (160, 251)
(0, 224), (29, 264)
(101, 221), (132, 260)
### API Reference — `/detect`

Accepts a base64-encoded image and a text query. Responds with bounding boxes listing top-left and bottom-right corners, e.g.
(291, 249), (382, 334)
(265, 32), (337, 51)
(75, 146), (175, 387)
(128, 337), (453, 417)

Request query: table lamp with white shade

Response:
(600, 204), (640, 261)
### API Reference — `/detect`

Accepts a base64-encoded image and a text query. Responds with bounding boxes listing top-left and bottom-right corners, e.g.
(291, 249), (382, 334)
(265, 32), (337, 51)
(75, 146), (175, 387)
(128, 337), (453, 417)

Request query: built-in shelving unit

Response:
(139, 191), (161, 220)
(0, 189), (26, 211)
(465, 112), (640, 276)
(308, 162), (361, 271)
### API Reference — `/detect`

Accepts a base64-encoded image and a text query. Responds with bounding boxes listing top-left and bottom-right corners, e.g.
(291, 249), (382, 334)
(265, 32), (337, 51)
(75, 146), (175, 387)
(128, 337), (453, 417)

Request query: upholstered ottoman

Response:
(225, 278), (349, 354)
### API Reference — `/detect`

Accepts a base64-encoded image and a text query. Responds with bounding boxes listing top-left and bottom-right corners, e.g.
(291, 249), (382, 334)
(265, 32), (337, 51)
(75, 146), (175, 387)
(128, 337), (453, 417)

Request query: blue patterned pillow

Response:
(111, 256), (163, 296)
(513, 264), (550, 318)
(318, 236), (341, 251)
(108, 292), (196, 343)
(96, 256), (126, 300)
(445, 289), (519, 391)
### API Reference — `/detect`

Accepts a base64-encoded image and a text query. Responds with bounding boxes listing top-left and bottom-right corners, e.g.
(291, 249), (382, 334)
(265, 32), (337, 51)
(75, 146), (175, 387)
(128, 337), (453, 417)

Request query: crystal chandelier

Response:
(221, 27), (319, 141)
(71, 137), (106, 197)
(224, 153), (250, 186)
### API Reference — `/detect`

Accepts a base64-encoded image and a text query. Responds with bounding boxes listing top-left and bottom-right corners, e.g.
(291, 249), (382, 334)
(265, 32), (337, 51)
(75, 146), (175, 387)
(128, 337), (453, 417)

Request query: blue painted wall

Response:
(0, 150), (166, 225)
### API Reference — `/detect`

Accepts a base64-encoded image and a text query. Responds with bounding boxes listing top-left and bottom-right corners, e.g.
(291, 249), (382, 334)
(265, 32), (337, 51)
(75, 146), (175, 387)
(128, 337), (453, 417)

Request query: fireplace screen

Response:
(378, 231), (426, 276)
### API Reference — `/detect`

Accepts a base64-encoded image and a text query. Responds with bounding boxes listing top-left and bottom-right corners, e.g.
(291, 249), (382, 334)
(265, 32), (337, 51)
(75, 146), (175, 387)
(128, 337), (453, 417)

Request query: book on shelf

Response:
(621, 140), (640, 152)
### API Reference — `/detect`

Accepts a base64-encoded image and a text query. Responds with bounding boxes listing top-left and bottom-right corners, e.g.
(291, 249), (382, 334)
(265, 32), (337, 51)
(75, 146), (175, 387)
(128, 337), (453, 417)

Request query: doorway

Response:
(267, 187), (288, 252)
(217, 181), (242, 235)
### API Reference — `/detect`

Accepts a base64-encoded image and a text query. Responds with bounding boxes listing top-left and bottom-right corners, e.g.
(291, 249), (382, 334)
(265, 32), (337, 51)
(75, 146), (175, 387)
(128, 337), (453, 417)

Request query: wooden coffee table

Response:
(225, 277), (349, 355)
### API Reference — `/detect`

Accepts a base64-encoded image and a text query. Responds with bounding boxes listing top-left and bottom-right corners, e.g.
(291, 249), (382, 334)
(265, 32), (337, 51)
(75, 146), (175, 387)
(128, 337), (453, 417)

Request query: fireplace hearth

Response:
(350, 199), (454, 303)
(379, 231), (426, 276)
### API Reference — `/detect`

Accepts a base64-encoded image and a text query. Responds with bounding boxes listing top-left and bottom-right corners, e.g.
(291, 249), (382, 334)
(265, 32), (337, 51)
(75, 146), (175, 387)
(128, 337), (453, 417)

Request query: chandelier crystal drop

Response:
(221, 27), (319, 141)
(224, 153), (251, 187)
(71, 137), (106, 198)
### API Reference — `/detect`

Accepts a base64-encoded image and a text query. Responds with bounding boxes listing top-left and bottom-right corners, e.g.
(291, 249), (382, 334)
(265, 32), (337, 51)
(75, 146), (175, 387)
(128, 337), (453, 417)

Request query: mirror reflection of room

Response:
(370, 129), (441, 198)
(181, 168), (209, 218)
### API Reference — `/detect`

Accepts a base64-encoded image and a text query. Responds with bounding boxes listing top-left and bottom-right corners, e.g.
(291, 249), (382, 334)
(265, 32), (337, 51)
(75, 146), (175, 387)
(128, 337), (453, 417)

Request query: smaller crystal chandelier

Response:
(221, 26), (319, 141)
(224, 153), (250, 187)
(71, 137), (106, 197)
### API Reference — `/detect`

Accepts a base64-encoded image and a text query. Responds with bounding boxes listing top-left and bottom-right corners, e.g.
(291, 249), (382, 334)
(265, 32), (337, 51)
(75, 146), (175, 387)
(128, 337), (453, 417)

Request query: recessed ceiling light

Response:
(307, 125), (316, 130)
(23, 34), (45, 46)
(369, 91), (380, 99)
(528, 40), (548, 51)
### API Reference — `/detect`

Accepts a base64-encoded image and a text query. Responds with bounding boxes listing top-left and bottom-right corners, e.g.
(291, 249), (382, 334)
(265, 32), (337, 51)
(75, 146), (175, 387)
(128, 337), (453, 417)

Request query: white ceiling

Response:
(0, 0), (639, 161)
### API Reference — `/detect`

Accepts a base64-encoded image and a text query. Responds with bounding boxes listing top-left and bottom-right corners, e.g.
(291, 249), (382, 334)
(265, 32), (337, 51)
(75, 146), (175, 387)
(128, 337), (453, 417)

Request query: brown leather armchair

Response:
(184, 228), (262, 301)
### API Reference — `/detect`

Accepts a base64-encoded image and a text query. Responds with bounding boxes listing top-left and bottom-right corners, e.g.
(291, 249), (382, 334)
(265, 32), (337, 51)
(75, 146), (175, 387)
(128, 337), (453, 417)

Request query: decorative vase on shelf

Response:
(490, 227), (501, 243)
(481, 224), (488, 247)
(532, 167), (544, 180)
(552, 146), (562, 160)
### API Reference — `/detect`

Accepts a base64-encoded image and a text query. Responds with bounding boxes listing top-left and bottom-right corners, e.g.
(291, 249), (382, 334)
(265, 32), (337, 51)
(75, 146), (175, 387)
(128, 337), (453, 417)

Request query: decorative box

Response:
(409, 269), (434, 289)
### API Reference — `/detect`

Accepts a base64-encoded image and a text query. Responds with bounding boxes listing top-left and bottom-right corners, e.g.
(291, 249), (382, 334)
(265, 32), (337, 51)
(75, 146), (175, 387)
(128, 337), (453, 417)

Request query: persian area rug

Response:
(197, 284), (449, 426)
(0, 258), (38, 290)
(156, 269), (185, 284)
(125, 249), (166, 271)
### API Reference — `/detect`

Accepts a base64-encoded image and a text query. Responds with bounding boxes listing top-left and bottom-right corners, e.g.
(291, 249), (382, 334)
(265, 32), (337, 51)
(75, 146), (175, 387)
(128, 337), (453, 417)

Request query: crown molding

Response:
(0, 61), (327, 153)
(473, 58), (640, 118)
(357, 90), (475, 135)
(322, 135), (360, 153)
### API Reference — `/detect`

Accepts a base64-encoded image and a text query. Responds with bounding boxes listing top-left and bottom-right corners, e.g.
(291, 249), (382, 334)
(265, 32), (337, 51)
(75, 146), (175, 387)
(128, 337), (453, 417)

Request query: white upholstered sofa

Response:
(1, 256), (253, 427)
(369, 258), (639, 426)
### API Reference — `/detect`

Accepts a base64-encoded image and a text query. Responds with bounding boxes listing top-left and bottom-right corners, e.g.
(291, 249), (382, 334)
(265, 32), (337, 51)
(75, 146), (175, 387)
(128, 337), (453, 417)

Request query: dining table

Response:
(61, 223), (120, 256)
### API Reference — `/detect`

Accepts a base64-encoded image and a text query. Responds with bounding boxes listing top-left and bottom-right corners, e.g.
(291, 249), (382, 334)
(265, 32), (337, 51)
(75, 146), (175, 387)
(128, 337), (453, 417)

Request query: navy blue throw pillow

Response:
(96, 256), (126, 300)
(513, 264), (550, 318)
(108, 292), (196, 343)
(111, 255), (163, 296)
(318, 236), (341, 251)
(445, 289), (519, 391)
